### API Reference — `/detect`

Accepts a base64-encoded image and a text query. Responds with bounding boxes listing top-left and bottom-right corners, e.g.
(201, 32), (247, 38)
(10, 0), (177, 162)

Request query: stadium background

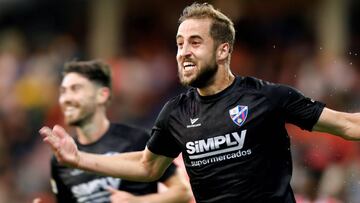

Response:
(0, 0), (359, 202)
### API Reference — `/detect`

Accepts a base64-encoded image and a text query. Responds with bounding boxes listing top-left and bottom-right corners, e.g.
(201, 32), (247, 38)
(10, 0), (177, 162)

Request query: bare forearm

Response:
(339, 112), (360, 140)
(135, 169), (193, 203)
(133, 188), (192, 203)
(76, 151), (154, 182)
(132, 175), (192, 203)
(75, 148), (174, 182)
(314, 108), (360, 140)
(39, 125), (174, 182)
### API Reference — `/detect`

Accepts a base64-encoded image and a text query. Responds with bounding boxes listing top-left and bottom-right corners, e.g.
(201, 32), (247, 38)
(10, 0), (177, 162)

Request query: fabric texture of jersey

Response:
(147, 76), (325, 203)
(51, 123), (177, 203)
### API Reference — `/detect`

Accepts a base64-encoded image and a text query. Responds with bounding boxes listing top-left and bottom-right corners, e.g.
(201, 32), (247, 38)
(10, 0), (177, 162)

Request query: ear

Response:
(216, 43), (230, 61)
(96, 87), (111, 105)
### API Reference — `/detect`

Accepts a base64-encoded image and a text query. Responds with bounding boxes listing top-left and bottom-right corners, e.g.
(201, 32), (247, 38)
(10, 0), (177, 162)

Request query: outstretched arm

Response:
(108, 169), (193, 203)
(156, 169), (193, 203)
(40, 125), (174, 182)
(313, 107), (360, 140)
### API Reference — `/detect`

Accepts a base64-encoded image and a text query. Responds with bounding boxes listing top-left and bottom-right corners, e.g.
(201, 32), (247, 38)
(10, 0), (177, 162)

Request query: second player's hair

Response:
(63, 60), (112, 90)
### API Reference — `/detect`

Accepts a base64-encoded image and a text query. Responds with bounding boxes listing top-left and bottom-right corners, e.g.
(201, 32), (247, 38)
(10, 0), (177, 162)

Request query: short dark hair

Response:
(179, 2), (235, 52)
(63, 60), (112, 90)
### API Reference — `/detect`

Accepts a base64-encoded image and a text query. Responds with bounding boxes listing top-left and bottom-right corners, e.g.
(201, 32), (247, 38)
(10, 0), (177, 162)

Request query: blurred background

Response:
(0, 0), (359, 202)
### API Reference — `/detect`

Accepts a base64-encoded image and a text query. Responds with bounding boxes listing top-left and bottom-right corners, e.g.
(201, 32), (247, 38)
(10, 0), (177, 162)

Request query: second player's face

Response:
(176, 18), (218, 88)
(59, 73), (98, 126)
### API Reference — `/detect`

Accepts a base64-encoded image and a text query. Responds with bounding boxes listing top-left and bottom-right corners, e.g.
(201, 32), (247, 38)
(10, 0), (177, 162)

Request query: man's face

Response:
(176, 18), (218, 88)
(59, 73), (98, 126)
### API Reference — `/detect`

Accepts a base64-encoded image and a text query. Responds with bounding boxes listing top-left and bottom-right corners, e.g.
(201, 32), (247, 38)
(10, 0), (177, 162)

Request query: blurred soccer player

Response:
(39, 60), (192, 203)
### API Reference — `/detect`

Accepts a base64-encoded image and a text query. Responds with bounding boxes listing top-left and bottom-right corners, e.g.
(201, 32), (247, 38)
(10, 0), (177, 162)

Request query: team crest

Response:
(229, 105), (248, 127)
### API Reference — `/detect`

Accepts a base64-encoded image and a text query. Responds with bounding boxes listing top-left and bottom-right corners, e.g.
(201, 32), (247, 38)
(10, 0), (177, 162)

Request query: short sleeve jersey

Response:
(51, 123), (177, 203)
(147, 76), (325, 203)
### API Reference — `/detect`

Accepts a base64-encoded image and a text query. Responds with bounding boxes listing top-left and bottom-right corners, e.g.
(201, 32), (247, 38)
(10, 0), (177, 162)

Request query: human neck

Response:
(197, 68), (235, 96)
(75, 114), (110, 145)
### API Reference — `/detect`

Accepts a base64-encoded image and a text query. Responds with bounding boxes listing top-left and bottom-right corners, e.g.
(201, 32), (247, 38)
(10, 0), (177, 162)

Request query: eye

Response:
(191, 41), (200, 47)
(71, 84), (82, 92)
(59, 86), (67, 93)
(176, 41), (183, 48)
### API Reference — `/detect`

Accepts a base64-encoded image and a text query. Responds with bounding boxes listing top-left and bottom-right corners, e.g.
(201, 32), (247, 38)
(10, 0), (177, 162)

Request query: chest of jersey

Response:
(53, 127), (160, 202)
(169, 91), (289, 168)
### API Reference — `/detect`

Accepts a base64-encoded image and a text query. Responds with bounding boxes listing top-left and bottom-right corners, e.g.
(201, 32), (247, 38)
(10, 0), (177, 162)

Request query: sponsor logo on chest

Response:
(186, 130), (247, 159)
(185, 130), (252, 167)
(184, 105), (251, 166)
(71, 177), (121, 202)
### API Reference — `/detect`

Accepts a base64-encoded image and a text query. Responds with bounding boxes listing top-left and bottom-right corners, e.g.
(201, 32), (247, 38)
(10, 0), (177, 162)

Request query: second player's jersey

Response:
(51, 123), (177, 203)
(147, 76), (325, 203)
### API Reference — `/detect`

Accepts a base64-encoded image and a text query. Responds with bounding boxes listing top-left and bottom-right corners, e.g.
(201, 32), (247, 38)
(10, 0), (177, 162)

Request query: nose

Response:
(59, 91), (72, 105)
(178, 43), (191, 58)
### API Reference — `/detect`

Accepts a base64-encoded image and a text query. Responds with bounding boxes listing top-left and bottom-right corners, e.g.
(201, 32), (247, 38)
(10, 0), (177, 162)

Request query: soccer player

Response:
(40, 3), (360, 203)
(39, 60), (192, 203)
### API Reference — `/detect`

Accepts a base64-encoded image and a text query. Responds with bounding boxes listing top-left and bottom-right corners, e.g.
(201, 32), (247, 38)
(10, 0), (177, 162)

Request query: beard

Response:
(179, 58), (218, 88)
(63, 103), (96, 127)
(66, 112), (93, 127)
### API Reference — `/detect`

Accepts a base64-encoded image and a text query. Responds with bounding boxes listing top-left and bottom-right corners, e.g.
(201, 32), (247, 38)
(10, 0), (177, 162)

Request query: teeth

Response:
(64, 107), (77, 115)
(184, 66), (195, 71)
(65, 106), (76, 111)
(183, 62), (195, 67)
(183, 62), (195, 71)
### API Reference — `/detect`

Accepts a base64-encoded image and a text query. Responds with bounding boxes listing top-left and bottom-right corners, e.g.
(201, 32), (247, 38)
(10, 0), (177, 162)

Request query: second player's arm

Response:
(108, 168), (193, 203)
(135, 167), (193, 203)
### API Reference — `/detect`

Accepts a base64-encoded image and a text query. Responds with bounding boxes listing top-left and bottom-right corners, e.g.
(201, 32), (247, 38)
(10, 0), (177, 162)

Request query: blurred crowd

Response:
(0, 0), (359, 202)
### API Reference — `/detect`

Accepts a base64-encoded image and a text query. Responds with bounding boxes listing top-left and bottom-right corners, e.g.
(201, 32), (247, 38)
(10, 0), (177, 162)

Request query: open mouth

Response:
(183, 61), (196, 71)
(63, 106), (78, 116)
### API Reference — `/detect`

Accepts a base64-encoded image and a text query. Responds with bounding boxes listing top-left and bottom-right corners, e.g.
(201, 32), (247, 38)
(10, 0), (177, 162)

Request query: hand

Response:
(32, 198), (42, 203)
(108, 187), (142, 203)
(39, 125), (80, 167)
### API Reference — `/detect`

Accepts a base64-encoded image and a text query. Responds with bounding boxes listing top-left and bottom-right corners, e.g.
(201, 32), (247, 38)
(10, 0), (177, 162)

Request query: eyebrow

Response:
(59, 83), (82, 90)
(176, 34), (203, 41)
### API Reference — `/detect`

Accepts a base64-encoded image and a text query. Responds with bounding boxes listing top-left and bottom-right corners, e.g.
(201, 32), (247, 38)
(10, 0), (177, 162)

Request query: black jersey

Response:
(147, 76), (325, 203)
(51, 123), (177, 203)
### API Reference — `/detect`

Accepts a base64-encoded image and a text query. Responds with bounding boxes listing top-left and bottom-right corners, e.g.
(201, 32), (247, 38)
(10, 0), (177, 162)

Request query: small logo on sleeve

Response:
(229, 105), (248, 127)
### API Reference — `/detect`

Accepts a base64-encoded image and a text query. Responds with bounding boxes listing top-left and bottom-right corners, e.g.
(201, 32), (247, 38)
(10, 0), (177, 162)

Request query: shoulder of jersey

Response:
(164, 88), (196, 107)
(239, 76), (273, 90)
